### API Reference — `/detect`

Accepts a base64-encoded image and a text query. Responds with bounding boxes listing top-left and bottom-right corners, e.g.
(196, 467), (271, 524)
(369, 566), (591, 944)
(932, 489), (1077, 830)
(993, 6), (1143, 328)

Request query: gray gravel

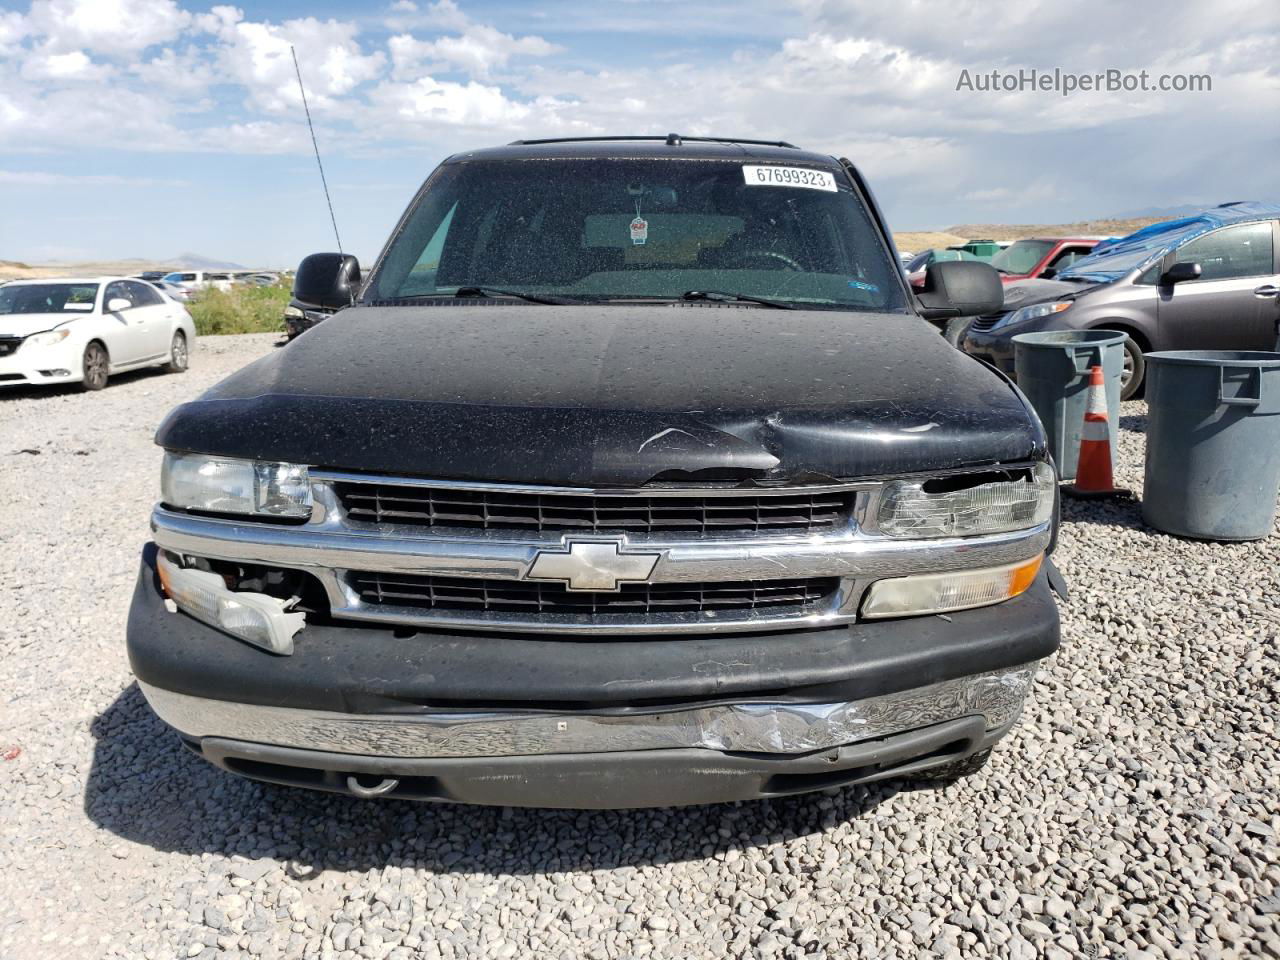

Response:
(1, 333), (1278, 960)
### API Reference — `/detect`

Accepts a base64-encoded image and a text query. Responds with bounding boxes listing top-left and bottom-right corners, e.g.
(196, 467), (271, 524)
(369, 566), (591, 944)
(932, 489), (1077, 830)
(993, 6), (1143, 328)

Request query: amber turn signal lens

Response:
(861, 553), (1044, 619)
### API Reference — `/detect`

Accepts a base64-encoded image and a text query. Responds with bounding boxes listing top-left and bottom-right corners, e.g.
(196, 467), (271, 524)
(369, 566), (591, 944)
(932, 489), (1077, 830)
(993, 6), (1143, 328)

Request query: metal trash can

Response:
(1142, 350), (1280, 540)
(1012, 330), (1128, 482)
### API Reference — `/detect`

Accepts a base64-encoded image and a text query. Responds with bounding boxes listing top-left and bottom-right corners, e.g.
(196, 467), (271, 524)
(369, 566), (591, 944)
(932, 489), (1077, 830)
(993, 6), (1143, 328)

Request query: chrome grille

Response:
(154, 466), (1054, 636)
(351, 572), (837, 617)
(334, 482), (852, 536)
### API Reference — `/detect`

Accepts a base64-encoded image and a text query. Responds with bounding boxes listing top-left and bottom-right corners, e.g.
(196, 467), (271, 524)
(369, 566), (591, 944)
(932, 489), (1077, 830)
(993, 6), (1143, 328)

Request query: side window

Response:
(103, 281), (135, 310)
(1173, 222), (1274, 281)
(1047, 246), (1092, 271)
(126, 281), (163, 306)
(1135, 262), (1163, 285)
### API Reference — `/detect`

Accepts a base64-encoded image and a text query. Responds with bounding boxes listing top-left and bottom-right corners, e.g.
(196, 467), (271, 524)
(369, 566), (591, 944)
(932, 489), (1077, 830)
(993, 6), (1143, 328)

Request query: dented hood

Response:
(156, 304), (1043, 485)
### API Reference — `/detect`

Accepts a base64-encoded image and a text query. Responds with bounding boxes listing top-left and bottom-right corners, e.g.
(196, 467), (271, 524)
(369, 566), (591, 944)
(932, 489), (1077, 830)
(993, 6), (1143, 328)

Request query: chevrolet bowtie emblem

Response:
(526, 539), (661, 592)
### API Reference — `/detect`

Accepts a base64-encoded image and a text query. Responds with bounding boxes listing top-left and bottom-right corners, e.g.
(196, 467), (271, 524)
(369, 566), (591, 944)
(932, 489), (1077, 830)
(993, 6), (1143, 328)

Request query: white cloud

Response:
(26, 0), (191, 55)
(192, 120), (314, 154)
(0, 79), (182, 151)
(367, 75), (566, 129)
(0, 170), (188, 186)
(796, 0), (1280, 67)
(128, 47), (217, 94)
(0, 10), (28, 55)
(0, 0), (1276, 242)
(202, 9), (386, 113)
(964, 179), (1059, 206)
(390, 25), (560, 80)
(382, 0), (470, 33)
(19, 47), (115, 82)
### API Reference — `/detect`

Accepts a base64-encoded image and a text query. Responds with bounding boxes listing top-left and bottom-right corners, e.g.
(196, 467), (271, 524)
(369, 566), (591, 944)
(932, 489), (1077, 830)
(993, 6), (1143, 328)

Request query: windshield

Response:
(935, 249), (979, 263)
(990, 240), (1054, 275)
(0, 282), (98, 315)
(369, 158), (908, 312)
(1059, 220), (1207, 282)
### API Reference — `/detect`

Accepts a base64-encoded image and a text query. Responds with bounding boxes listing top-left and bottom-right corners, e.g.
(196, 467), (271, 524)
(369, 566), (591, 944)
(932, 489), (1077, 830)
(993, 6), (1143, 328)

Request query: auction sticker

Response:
(743, 165), (837, 192)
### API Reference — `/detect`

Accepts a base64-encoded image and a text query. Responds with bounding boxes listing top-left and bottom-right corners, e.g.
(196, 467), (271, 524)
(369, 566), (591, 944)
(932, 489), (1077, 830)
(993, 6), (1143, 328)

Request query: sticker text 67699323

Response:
(742, 165), (837, 192)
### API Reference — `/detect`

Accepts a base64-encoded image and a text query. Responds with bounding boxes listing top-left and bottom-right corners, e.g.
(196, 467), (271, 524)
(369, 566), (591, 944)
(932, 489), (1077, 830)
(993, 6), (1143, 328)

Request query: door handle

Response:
(1253, 284), (1280, 299)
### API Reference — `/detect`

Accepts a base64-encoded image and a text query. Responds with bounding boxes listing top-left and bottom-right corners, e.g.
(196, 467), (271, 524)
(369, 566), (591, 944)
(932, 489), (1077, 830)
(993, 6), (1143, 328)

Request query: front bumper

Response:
(128, 546), (1059, 806)
(140, 664), (1035, 759)
(0, 339), (81, 386)
(180, 712), (1022, 808)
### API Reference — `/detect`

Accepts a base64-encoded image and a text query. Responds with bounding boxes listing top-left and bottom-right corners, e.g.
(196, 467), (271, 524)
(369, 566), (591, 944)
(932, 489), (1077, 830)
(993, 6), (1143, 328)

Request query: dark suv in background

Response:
(963, 202), (1280, 398)
(129, 135), (1062, 808)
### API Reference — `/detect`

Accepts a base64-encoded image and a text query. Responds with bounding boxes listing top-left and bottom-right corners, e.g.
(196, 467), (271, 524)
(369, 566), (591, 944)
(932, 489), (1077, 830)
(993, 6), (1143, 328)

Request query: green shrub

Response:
(187, 283), (291, 336)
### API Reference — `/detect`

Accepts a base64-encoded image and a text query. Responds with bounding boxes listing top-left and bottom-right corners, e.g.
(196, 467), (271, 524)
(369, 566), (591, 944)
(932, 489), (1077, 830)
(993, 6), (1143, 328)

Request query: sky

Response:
(0, 0), (1276, 267)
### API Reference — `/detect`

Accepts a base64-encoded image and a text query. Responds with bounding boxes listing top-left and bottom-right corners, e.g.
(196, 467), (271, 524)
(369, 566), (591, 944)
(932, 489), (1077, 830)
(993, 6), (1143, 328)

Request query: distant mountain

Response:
(170, 252), (246, 270)
(1107, 203), (1219, 220)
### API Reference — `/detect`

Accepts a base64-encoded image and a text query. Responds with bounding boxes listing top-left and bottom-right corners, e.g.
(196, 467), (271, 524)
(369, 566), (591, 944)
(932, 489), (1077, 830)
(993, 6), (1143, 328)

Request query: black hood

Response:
(157, 304), (1044, 485)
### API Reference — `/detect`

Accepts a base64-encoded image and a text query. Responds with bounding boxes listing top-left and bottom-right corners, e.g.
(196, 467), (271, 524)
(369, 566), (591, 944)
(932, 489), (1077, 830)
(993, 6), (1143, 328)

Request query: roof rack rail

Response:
(508, 134), (800, 149)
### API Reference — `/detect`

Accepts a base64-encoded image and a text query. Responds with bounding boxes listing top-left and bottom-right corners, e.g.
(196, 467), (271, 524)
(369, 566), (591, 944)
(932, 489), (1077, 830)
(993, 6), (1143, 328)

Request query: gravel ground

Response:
(1, 332), (1277, 960)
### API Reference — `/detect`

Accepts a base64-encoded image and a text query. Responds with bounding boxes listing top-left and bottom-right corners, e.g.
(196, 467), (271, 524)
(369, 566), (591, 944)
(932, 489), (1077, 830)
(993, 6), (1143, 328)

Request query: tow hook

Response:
(346, 774), (399, 798)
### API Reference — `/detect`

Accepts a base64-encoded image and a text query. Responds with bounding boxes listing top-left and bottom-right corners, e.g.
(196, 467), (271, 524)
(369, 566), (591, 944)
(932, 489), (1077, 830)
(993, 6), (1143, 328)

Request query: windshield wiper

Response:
(680, 290), (796, 310)
(454, 286), (580, 305)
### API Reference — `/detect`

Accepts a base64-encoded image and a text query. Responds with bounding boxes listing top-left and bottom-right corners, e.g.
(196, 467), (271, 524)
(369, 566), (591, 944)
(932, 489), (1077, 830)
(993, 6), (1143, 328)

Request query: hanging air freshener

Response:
(629, 195), (648, 245)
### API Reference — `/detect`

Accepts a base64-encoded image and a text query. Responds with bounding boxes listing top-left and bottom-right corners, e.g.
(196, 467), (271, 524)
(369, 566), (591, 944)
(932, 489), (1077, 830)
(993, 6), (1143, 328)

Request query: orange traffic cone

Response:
(1064, 365), (1131, 499)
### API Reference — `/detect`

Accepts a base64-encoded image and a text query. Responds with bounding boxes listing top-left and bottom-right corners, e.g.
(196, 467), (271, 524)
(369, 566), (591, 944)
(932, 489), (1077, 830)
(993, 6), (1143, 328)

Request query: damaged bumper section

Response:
(140, 665), (1037, 759)
(144, 668), (1035, 808)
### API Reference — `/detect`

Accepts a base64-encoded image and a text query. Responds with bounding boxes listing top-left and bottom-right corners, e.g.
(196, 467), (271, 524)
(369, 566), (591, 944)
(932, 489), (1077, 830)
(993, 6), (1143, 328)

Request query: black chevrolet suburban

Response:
(128, 135), (1062, 808)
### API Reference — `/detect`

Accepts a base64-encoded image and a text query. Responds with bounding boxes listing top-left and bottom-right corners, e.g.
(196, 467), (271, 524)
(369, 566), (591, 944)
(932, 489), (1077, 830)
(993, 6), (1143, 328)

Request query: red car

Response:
(988, 237), (1105, 284)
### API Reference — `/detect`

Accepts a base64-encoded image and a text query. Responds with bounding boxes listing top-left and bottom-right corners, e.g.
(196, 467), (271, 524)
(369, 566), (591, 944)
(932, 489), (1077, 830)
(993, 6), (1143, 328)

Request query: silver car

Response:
(962, 202), (1280, 398)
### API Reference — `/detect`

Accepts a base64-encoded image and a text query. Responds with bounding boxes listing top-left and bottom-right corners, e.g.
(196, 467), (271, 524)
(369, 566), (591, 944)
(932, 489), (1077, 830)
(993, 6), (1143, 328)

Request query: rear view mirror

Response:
(916, 260), (1004, 319)
(1161, 261), (1202, 284)
(106, 297), (131, 313)
(293, 253), (361, 309)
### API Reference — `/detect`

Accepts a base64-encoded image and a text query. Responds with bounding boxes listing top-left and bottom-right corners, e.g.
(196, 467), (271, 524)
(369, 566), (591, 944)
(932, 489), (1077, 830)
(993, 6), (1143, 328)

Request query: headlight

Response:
(283, 305), (304, 319)
(991, 300), (1072, 331)
(874, 462), (1056, 538)
(161, 452), (312, 518)
(26, 329), (71, 347)
(157, 552), (303, 655)
(862, 553), (1043, 618)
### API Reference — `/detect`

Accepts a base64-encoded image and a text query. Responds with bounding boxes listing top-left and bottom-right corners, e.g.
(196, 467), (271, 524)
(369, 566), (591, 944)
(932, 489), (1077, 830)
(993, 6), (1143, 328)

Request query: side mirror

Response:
(293, 253), (361, 309)
(106, 297), (131, 313)
(916, 260), (1004, 320)
(1039, 267), (1057, 280)
(1161, 261), (1201, 285)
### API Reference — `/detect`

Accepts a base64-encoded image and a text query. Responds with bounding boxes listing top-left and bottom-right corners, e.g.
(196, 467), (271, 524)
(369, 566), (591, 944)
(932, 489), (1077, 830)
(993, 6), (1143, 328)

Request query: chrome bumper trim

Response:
(139, 664), (1038, 759)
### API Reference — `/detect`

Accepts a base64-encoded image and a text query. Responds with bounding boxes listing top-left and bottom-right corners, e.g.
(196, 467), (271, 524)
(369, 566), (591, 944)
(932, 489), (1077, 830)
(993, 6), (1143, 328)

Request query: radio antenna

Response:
(291, 45), (343, 255)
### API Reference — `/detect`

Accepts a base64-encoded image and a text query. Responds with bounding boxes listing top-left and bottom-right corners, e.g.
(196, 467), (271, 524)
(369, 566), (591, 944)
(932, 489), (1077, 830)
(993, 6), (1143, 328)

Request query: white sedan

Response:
(0, 276), (196, 391)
